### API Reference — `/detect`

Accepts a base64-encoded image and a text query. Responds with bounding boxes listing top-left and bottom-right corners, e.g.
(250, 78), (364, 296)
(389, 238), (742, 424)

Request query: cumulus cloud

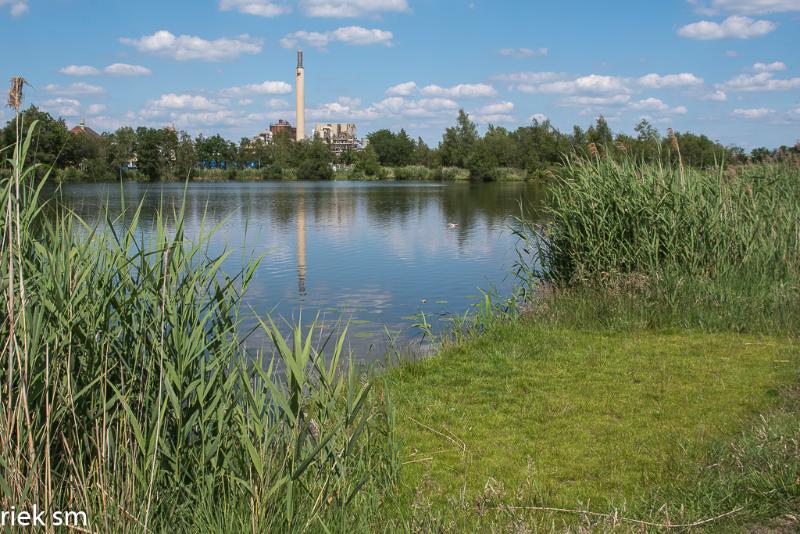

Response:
(60, 65), (100, 76)
(478, 101), (514, 114)
(264, 98), (287, 108)
(105, 63), (152, 76)
(45, 83), (105, 96)
(281, 26), (393, 48)
(121, 31), (263, 61)
(560, 94), (631, 106)
(0, 0), (28, 16)
(219, 0), (291, 17)
(151, 94), (225, 111)
(637, 72), (704, 88)
(722, 71), (800, 91)
(700, 89), (728, 101)
(499, 47), (548, 59)
(753, 61), (787, 72)
(530, 113), (548, 123)
(493, 71), (563, 83)
(41, 98), (81, 118)
(386, 81), (417, 96)
(220, 81), (293, 96)
(301, 94), (462, 123)
(86, 104), (107, 115)
(629, 97), (688, 114)
(699, 0), (800, 14)
(473, 113), (515, 124)
(678, 16), (776, 39)
(300, 0), (409, 17)
(420, 83), (497, 98)
(307, 97), (382, 121)
(527, 75), (630, 95)
(733, 107), (775, 118)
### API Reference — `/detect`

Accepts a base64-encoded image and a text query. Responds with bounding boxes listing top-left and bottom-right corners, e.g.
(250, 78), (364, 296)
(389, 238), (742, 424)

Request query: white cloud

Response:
(307, 97), (382, 121)
(281, 26), (393, 48)
(220, 81), (293, 96)
(629, 97), (688, 114)
(529, 74), (630, 95)
(499, 47), (548, 59)
(473, 113), (515, 124)
(300, 95), (462, 123)
(41, 99), (81, 117)
(267, 98), (290, 108)
(493, 71), (562, 83)
(238, 98), (255, 106)
(300, 0), (409, 17)
(386, 81), (417, 96)
(416, 98), (459, 110)
(121, 31), (263, 61)
(151, 94), (224, 111)
(0, 0), (28, 16)
(629, 97), (670, 111)
(478, 101), (514, 114)
(42, 98), (80, 107)
(701, 89), (728, 101)
(45, 83), (105, 96)
(722, 71), (800, 91)
(561, 94), (631, 106)
(678, 16), (776, 39)
(703, 0), (800, 14)
(637, 72), (704, 88)
(60, 65), (100, 76)
(171, 111), (241, 128)
(86, 104), (107, 115)
(733, 107), (775, 118)
(530, 113), (548, 123)
(753, 61), (786, 72)
(724, 50), (739, 56)
(219, 0), (292, 17)
(420, 83), (497, 98)
(105, 63), (152, 76)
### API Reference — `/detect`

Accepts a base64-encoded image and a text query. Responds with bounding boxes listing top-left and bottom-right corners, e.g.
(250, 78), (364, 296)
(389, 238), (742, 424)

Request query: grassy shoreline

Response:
(381, 323), (799, 531)
(47, 165), (531, 184)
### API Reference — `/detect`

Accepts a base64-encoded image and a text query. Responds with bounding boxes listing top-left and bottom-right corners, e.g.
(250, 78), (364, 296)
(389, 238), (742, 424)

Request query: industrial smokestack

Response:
(296, 49), (305, 142)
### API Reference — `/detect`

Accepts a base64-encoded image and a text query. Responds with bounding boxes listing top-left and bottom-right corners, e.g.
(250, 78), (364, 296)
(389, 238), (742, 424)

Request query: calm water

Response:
(57, 180), (545, 359)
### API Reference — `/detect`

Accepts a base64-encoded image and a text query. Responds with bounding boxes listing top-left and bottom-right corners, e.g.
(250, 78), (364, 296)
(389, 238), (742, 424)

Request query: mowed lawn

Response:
(385, 323), (799, 514)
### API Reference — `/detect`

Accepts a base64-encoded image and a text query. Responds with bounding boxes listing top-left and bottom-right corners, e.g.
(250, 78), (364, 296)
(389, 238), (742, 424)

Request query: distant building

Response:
(270, 119), (296, 140)
(313, 123), (361, 156)
(69, 119), (100, 138)
(253, 130), (273, 144)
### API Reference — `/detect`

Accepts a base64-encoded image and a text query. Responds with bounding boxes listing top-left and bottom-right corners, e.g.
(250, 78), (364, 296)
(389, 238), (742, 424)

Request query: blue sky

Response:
(1, 0), (798, 148)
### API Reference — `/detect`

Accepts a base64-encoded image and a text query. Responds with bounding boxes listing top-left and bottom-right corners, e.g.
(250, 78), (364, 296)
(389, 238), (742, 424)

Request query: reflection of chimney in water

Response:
(296, 193), (307, 295)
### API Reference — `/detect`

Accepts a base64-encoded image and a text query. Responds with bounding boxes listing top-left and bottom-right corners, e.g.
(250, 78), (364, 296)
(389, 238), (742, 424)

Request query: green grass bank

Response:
(383, 323), (799, 531)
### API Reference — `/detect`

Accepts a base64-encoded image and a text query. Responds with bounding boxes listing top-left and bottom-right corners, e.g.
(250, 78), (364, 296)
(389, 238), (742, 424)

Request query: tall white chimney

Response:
(296, 49), (305, 142)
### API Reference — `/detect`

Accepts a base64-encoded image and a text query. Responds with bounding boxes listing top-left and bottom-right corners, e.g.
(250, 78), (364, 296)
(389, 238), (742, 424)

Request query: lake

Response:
(57, 180), (545, 359)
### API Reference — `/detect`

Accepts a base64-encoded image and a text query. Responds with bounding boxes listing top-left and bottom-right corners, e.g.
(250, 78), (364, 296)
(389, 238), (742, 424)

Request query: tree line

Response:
(2, 105), (797, 182)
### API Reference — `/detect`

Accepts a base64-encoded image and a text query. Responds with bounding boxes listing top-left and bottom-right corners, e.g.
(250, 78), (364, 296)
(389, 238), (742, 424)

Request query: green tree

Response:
(587, 116), (614, 151)
(135, 127), (167, 180)
(1, 106), (71, 170)
(366, 128), (415, 166)
(439, 110), (478, 168)
(175, 131), (196, 179)
(296, 138), (333, 180)
(355, 145), (381, 176)
(413, 137), (433, 167)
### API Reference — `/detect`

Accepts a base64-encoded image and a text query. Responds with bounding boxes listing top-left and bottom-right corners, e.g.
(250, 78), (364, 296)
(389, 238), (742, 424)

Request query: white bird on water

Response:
(448, 223), (459, 229)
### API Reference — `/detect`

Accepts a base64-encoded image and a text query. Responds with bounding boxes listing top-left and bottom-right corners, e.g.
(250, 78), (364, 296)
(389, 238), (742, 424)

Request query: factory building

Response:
(313, 123), (362, 156)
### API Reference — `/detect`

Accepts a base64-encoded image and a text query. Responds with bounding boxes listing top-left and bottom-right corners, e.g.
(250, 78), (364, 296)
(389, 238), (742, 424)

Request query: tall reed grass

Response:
(516, 155), (800, 334)
(1, 108), (396, 530)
